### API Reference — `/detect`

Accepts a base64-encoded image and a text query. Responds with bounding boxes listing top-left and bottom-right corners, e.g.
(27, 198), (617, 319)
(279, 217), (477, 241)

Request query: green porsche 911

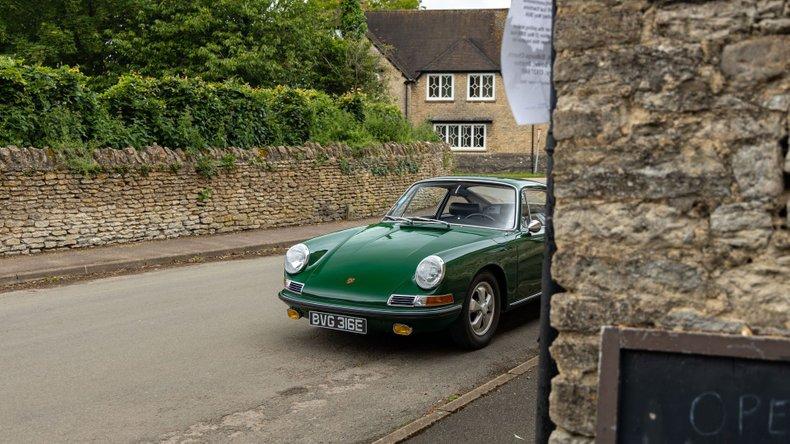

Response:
(278, 176), (546, 349)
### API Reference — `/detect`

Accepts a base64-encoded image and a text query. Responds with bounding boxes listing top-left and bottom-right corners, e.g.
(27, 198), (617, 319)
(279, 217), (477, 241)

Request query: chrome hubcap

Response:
(468, 282), (495, 336)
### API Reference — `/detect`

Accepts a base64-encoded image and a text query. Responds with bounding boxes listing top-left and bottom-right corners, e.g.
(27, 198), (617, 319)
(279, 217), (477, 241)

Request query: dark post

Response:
(534, 0), (560, 442)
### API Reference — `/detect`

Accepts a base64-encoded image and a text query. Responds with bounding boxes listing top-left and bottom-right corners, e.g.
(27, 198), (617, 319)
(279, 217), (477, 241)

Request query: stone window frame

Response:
(426, 74), (454, 101)
(433, 123), (487, 152)
(467, 73), (496, 101)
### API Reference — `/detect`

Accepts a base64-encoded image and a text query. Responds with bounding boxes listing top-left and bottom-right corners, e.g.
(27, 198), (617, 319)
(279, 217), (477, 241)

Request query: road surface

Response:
(0, 255), (539, 442)
(406, 365), (538, 443)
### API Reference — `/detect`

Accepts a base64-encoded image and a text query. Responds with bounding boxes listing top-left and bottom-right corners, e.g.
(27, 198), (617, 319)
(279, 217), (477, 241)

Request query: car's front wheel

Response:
(450, 271), (501, 349)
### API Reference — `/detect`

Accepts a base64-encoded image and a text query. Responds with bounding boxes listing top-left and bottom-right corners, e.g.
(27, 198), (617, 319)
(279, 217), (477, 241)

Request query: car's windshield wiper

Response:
(382, 215), (413, 225)
(408, 217), (451, 228)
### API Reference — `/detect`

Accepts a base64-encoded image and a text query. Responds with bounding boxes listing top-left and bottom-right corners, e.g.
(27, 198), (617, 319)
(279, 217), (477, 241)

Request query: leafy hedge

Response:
(0, 57), (436, 156)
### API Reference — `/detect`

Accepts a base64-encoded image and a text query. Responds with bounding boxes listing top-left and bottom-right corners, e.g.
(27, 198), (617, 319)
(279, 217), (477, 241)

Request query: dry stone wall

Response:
(0, 143), (451, 256)
(550, 1), (788, 442)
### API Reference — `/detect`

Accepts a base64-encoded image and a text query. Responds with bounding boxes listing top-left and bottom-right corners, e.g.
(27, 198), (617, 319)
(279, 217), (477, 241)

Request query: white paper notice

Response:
(501, 0), (553, 125)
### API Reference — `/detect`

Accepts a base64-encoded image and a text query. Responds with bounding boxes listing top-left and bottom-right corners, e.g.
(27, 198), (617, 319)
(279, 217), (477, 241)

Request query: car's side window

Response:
(520, 189), (531, 227)
(527, 189), (546, 222)
(521, 188), (547, 228)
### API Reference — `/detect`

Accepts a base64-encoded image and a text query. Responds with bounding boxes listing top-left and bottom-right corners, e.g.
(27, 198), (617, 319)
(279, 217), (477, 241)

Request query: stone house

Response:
(366, 9), (548, 172)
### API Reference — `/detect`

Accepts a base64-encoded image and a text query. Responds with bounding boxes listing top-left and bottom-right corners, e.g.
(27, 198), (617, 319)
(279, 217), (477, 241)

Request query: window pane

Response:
(524, 189), (547, 225)
(428, 76), (440, 98)
(461, 185), (516, 229)
(482, 75), (494, 98)
(474, 125), (485, 148)
(469, 75), (480, 98)
(441, 75), (453, 98)
(398, 186), (448, 219)
(448, 125), (459, 147)
(440, 195), (470, 218)
(461, 125), (472, 147)
(434, 125), (447, 142)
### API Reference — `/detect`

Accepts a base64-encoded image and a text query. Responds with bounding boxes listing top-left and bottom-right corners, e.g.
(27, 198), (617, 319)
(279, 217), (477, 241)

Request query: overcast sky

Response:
(421, 0), (511, 9)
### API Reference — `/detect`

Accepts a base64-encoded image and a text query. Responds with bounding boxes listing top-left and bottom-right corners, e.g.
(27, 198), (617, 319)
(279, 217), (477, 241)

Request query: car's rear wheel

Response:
(450, 271), (501, 349)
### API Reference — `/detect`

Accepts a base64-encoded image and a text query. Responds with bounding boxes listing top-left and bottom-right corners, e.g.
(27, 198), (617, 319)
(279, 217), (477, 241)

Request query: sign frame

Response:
(596, 327), (790, 443)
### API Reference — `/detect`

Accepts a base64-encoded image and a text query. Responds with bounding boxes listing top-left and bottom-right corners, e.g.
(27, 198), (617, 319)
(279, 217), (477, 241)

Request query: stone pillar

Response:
(549, 1), (789, 442)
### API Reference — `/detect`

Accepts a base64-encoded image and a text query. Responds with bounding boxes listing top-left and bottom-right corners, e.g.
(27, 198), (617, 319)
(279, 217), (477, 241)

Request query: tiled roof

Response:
(366, 9), (507, 80)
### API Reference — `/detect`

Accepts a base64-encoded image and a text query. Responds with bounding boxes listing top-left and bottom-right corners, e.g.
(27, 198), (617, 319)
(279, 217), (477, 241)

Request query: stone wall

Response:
(0, 143), (451, 256)
(549, 1), (788, 442)
(453, 151), (547, 174)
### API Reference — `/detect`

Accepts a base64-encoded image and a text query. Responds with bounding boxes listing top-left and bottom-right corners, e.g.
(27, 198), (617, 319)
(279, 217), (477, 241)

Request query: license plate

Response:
(308, 311), (367, 335)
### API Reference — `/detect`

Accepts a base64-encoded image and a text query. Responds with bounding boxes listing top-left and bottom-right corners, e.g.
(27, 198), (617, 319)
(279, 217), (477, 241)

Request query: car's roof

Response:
(418, 176), (546, 188)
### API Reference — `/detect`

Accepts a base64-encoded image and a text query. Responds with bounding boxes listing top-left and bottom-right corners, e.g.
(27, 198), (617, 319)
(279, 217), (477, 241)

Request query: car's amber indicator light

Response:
(423, 294), (454, 306)
(286, 308), (302, 320)
(393, 324), (413, 336)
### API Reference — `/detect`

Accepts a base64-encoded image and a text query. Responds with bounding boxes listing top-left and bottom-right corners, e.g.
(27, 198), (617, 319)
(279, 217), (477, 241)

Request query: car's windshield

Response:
(387, 182), (517, 230)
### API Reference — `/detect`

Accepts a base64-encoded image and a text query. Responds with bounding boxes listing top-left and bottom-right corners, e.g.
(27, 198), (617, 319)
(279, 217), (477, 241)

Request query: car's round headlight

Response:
(414, 255), (445, 290)
(285, 243), (310, 274)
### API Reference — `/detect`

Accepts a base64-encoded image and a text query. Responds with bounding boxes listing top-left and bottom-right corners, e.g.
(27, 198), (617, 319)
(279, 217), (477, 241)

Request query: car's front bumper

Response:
(278, 290), (462, 334)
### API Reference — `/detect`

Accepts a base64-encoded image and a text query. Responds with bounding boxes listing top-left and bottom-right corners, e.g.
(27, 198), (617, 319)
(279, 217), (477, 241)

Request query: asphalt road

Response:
(0, 255), (539, 443)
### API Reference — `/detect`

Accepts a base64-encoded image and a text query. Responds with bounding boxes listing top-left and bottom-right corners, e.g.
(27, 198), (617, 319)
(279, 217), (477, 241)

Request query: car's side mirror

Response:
(527, 219), (542, 233)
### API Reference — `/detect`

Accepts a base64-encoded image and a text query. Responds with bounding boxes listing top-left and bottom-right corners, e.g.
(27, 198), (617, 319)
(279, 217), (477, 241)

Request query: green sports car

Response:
(278, 176), (546, 349)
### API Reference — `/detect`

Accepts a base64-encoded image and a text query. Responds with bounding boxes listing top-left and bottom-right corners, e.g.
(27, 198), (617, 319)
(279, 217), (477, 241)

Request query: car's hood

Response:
(302, 222), (499, 303)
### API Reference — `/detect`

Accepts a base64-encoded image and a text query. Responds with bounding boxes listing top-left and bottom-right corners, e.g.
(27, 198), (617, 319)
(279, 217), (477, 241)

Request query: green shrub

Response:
(0, 57), (436, 160)
(0, 57), (109, 148)
(194, 155), (217, 179)
(309, 92), (374, 148)
(219, 154), (237, 171)
(197, 188), (213, 203)
(363, 102), (413, 143)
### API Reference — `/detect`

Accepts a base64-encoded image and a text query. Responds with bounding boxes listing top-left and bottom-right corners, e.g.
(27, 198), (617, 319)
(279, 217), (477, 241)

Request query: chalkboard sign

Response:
(596, 328), (790, 444)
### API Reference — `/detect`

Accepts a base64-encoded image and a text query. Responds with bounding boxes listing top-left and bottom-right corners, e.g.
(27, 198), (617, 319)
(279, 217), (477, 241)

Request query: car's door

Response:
(515, 187), (546, 301)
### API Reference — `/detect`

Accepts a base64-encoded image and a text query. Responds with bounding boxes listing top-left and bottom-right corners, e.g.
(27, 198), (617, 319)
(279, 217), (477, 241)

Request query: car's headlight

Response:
(414, 255), (445, 290)
(285, 243), (310, 274)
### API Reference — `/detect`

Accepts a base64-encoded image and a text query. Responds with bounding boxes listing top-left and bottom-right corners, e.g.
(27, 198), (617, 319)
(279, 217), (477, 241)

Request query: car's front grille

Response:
(286, 280), (305, 294)
(388, 295), (416, 307)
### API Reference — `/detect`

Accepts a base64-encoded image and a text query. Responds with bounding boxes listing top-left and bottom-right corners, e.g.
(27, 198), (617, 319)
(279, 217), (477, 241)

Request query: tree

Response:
(319, 0), (420, 11)
(339, 0), (367, 39)
(0, 0), (143, 74)
(0, 0), (385, 95)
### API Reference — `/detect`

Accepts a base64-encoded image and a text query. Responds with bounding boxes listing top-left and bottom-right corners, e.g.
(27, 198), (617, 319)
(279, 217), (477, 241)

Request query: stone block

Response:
(554, 201), (708, 249)
(716, 260), (790, 334)
(733, 140), (784, 200)
(553, 109), (601, 141)
(555, 1), (643, 51)
(722, 35), (790, 83)
(551, 292), (614, 333)
(549, 428), (594, 444)
(550, 374), (597, 437)
(550, 333), (600, 379)
(652, 0), (753, 44)
(710, 203), (773, 248)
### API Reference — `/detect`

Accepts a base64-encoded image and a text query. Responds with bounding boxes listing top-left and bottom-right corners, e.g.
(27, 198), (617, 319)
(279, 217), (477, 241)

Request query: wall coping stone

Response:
(0, 142), (447, 172)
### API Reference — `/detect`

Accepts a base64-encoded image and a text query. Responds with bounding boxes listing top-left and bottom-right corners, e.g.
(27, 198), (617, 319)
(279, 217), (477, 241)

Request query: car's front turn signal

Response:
(414, 294), (454, 307)
(286, 308), (301, 320)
